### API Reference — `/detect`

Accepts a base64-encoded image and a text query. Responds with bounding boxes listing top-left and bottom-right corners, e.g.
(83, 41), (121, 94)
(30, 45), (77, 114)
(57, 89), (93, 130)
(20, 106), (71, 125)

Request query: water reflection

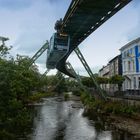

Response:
(30, 97), (134, 140)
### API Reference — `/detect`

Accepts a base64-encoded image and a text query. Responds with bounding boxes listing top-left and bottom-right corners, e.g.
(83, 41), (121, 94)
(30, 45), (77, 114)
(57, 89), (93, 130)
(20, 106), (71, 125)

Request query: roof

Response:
(99, 64), (110, 72)
(109, 55), (120, 63)
(119, 37), (140, 51)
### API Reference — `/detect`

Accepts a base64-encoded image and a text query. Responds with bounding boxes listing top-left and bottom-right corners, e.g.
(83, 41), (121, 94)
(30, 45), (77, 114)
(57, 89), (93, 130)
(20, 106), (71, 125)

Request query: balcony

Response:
(123, 71), (138, 75)
(124, 89), (140, 100)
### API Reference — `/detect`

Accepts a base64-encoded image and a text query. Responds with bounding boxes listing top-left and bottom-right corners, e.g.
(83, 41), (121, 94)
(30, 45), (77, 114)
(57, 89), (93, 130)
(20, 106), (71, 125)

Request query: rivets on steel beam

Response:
(114, 3), (121, 9)
(107, 11), (112, 15)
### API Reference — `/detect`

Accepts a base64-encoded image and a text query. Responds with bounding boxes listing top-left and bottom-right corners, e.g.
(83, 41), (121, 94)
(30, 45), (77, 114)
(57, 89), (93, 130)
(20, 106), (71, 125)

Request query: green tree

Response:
(109, 75), (125, 91)
(0, 43), (11, 58)
(97, 77), (109, 84)
(0, 54), (42, 137)
(81, 76), (94, 87)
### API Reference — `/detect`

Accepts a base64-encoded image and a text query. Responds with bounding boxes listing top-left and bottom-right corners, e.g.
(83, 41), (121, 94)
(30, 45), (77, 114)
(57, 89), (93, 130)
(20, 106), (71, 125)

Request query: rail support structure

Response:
(66, 62), (87, 92)
(74, 47), (107, 100)
(28, 40), (49, 67)
(41, 69), (50, 79)
(43, 69), (50, 76)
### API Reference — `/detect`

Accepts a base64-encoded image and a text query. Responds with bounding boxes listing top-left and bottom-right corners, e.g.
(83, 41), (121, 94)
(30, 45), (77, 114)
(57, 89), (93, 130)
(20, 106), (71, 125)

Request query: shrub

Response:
(64, 93), (70, 101)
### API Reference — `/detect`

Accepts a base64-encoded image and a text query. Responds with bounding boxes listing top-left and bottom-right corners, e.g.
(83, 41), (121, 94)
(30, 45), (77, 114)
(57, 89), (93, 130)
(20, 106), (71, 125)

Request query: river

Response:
(26, 97), (135, 140)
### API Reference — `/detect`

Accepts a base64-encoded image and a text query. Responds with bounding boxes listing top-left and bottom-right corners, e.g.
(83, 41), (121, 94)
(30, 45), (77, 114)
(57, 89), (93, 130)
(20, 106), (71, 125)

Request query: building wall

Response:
(109, 55), (122, 93)
(98, 64), (110, 91)
(120, 38), (140, 91)
(98, 38), (140, 93)
(98, 64), (110, 78)
(98, 55), (122, 93)
(109, 55), (122, 77)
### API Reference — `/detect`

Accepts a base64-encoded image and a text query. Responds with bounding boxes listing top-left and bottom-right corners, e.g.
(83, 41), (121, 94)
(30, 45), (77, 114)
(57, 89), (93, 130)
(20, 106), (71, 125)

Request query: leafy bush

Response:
(64, 93), (70, 101)
(80, 91), (140, 116)
(28, 92), (53, 103)
(73, 89), (82, 96)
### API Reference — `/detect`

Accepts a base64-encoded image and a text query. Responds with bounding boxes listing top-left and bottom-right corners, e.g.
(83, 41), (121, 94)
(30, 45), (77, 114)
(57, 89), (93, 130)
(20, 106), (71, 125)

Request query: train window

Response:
(46, 33), (70, 69)
(55, 34), (69, 46)
(55, 38), (68, 46)
(48, 37), (53, 51)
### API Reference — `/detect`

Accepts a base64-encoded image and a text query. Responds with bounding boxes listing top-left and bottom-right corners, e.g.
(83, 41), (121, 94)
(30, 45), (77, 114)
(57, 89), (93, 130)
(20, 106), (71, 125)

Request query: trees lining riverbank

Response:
(0, 45), (56, 139)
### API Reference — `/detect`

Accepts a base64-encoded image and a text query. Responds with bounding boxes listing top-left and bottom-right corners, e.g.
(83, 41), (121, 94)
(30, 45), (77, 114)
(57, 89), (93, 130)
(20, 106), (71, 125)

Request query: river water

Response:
(27, 97), (134, 140)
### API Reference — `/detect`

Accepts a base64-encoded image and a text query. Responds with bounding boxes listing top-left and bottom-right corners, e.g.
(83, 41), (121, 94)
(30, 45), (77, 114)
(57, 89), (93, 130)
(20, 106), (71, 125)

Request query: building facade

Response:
(109, 55), (122, 77)
(109, 55), (122, 92)
(98, 64), (110, 78)
(98, 55), (122, 93)
(120, 37), (140, 91)
(98, 64), (110, 91)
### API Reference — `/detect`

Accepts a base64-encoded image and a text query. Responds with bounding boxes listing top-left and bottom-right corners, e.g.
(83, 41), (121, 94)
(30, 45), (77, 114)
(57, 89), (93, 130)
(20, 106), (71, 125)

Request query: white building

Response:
(98, 55), (122, 93)
(108, 55), (122, 92)
(120, 37), (140, 91)
(98, 64), (110, 78)
(98, 64), (110, 91)
(109, 55), (122, 77)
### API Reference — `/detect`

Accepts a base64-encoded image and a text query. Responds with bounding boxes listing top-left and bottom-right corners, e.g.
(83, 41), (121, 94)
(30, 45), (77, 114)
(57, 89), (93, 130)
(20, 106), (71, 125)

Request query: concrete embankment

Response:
(106, 97), (140, 139)
(107, 96), (140, 107)
(109, 115), (140, 139)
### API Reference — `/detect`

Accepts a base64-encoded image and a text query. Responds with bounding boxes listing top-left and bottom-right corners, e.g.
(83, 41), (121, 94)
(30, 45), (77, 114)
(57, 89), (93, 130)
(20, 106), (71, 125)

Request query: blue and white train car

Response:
(46, 33), (70, 69)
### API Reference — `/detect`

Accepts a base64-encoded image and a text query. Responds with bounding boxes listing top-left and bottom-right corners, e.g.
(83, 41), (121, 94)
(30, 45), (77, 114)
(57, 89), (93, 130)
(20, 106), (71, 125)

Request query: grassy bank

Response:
(28, 92), (55, 103)
(80, 92), (140, 117)
(64, 93), (70, 101)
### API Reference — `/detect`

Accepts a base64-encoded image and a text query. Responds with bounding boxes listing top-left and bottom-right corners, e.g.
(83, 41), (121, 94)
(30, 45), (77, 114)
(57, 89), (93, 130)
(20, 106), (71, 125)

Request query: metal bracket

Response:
(28, 40), (49, 67)
(74, 47), (106, 100)
(66, 62), (87, 92)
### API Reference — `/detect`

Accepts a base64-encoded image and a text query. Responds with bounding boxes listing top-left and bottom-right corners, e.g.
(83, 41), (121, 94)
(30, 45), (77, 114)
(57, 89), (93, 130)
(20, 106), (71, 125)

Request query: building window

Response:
(139, 59), (140, 72)
(138, 77), (140, 89)
(122, 52), (124, 58)
(128, 61), (131, 72)
(126, 50), (129, 57)
(132, 48), (134, 56)
(130, 48), (132, 55)
(123, 61), (126, 72)
(138, 46), (140, 53)
(134, 77), (136, 89)
(124, 51), (126, 58)
(132, 60), (135, 72)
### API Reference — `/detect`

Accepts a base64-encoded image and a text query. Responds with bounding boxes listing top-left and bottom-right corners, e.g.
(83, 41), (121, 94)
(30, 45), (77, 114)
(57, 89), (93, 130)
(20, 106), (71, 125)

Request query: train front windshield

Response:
(55, 34), (69, 46)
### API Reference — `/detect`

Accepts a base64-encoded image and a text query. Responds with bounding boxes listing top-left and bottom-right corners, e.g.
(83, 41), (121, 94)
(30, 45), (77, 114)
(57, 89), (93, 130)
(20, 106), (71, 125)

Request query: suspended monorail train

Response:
(46, 33), (70, 69)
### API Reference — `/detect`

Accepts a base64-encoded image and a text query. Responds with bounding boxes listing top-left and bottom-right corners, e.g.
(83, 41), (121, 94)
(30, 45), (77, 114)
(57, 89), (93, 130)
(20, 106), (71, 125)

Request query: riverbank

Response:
(30, 92), (140, 138)
(3, 93), (138, 140)
(0, 92), (55, 140)
(80, 92), (140, 139)
(109, 115), (140, 139)
(28, 92), (55, 104)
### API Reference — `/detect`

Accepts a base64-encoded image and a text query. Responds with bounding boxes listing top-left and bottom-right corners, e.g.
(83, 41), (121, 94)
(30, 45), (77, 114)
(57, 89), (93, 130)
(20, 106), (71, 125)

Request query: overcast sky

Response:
(0, 0), (140, 76)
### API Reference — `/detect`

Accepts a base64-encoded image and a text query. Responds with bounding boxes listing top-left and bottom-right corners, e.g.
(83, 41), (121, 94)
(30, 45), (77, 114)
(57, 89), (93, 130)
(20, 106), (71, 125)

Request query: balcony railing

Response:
(125, 89), (140, 95)
(123, 71), (139, 75)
